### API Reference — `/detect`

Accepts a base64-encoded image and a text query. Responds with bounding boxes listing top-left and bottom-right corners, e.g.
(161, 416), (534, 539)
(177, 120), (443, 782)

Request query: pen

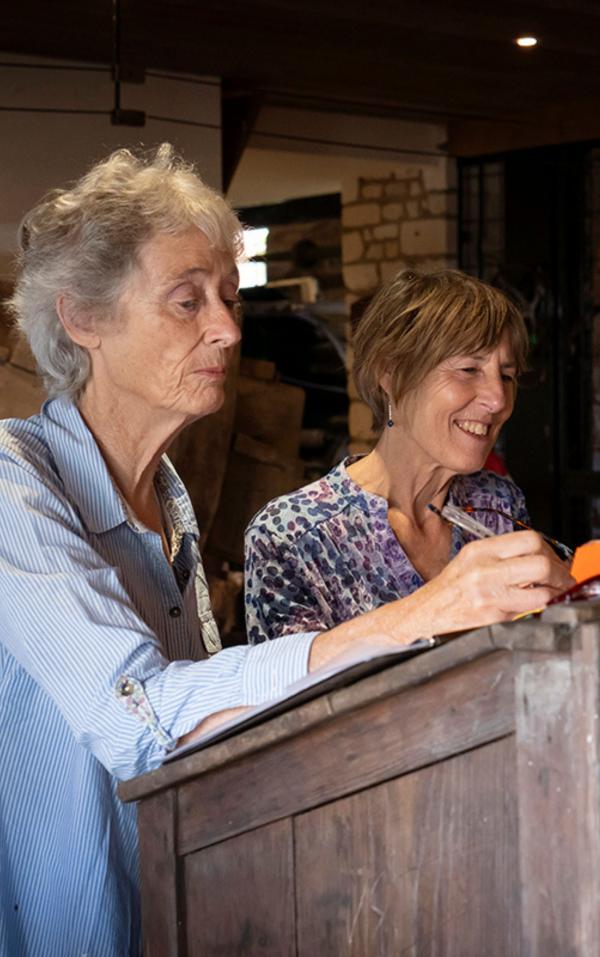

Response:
(427, 503), (495, 539)
(427, 502), (574, 561)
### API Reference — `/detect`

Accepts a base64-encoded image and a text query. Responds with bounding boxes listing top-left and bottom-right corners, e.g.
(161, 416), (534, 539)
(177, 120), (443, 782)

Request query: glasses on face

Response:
(462, 505), (573, 562)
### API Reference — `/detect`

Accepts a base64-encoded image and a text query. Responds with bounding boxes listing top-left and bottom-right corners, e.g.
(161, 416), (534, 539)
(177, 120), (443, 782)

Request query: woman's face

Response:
(391, 332), (517, 475)
(91, 227), (241, 424)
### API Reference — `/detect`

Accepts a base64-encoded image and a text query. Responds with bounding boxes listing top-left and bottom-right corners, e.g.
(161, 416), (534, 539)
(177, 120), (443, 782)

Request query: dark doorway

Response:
(459, 144), (596, 548)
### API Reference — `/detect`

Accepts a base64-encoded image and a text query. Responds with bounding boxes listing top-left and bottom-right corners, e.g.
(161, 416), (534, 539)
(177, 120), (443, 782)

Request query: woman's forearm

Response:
(308, 588), (432, 671)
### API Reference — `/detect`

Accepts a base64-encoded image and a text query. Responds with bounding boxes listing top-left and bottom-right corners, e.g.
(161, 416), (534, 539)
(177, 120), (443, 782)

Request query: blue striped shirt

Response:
(0, 398), (315, 956)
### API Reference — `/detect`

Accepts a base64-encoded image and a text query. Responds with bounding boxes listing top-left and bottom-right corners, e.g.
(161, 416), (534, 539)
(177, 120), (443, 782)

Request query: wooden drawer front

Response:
(183, 818), (295, 956)
(294, 736), (519, 957)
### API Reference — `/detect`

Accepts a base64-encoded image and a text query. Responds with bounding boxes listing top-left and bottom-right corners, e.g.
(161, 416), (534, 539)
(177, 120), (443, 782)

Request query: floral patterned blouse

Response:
(244, 458), (529, 643)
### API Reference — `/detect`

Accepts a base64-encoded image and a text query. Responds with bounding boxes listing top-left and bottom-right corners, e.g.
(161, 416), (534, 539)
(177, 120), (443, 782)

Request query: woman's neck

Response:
(77, 384), (185, 524)
(346, 430), (455, 528)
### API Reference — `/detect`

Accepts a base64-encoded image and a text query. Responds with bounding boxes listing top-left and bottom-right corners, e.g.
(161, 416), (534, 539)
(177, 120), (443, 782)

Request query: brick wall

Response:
(341, 160), (458, 453)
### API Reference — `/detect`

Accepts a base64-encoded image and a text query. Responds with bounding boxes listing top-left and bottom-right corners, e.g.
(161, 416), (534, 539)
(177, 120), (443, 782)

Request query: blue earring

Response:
(387, 399), (394, 428)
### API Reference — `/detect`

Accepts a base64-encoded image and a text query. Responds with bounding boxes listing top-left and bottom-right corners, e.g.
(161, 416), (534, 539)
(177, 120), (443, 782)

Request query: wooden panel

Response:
(205, 372), (305, 563)
(0, 361), (46, 420)
(137, 789), (182, 957)
(235, 375), (305, 461)
(177, 651), (515, 854)
(515, 623), (600, 956)
(183, 818), (295, 957)
(294, 737), (519, 957)
(206, 447), (303, 564)
(449, 99), (600, 157)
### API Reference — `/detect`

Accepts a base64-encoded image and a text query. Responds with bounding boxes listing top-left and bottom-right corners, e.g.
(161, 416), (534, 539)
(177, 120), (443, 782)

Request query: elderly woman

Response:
(0, 151), (571, 956)
(0, 146), (342, 956)
(245, 269), (574, 643)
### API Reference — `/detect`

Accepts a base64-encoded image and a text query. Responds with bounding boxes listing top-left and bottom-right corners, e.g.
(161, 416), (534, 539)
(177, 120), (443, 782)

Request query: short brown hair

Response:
(352, 269), (529, 432)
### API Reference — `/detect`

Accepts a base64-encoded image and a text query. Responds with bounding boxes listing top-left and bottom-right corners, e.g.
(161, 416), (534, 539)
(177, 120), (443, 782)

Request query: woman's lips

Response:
(196, 367), (226, 377)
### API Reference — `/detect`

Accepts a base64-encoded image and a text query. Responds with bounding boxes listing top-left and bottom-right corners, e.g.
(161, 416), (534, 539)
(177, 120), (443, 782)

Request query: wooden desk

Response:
(120, 603), (600, 956)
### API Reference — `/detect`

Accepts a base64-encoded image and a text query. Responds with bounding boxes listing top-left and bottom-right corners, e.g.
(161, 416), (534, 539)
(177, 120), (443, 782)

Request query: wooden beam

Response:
(449, 96), (600, 156)
(221, 83), (262, 193)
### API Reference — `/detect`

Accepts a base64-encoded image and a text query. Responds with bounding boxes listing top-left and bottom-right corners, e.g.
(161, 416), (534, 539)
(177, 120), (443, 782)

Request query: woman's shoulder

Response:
(455, 469), (526, 508)
(0, 412), (53, 478)
(246, 460), (349, 546)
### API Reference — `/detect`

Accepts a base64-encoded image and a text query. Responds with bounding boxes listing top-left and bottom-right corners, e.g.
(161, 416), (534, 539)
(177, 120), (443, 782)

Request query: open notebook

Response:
(165, 637), (437, 763)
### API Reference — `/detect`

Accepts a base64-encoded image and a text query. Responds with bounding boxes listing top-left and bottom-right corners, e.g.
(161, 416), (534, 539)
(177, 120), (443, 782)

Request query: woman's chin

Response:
(178, 382), (226, 418)
(188, 393), (225, 420)
(445, 451), (490, 475)
(448, 435), (494, 474)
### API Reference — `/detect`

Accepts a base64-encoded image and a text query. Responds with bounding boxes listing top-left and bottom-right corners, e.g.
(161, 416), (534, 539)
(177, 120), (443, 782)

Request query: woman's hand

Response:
(176, 705), (250, 749)
(309, 530), (575, 672)
(414, 530), (575, 635)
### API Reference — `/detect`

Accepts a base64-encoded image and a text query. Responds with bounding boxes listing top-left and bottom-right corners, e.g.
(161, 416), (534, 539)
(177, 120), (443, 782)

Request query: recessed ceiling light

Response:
(515, 36), (538, 48)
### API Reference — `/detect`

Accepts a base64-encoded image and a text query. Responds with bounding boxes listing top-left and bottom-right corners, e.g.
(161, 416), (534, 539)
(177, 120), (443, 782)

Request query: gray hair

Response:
(7, 144), (244, 399)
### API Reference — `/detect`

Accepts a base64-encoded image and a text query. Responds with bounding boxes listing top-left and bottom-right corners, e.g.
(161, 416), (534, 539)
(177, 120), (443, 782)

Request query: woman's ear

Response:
(379, 370), (392, 397)
(55, 294), (101, 350)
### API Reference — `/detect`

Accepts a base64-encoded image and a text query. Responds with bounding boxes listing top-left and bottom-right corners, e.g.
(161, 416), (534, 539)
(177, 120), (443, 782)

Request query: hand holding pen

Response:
(402, 521), (576, 635)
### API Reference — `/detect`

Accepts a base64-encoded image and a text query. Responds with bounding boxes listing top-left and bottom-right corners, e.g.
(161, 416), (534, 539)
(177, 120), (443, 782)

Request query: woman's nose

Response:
(210, 300), (242, 347)
(479, 373), (509, 412)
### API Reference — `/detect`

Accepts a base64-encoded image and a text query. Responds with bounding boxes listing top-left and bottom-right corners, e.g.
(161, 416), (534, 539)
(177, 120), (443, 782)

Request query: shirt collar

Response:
(333, 455), (486, 517)
(155, 455), (200, 543)
(332, 455), (390, 517)
(41, 397), (199, 538)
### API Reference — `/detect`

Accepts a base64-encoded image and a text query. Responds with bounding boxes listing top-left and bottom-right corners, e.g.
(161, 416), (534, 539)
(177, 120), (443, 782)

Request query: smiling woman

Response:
(244, 268), (573, 644)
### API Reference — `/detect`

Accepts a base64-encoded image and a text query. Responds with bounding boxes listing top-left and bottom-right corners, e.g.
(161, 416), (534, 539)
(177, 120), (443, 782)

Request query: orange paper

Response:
(570, 541), (600, 583)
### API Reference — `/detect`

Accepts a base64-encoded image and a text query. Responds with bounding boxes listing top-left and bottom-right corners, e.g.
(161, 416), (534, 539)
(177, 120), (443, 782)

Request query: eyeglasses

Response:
(428, 501), (573, 562)
(462, 506), (573, 561)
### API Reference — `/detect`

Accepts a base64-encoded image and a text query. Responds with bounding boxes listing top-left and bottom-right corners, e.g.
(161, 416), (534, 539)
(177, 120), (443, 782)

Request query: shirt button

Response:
(169, 606), (182, 619)
(117, 678), (135, 696)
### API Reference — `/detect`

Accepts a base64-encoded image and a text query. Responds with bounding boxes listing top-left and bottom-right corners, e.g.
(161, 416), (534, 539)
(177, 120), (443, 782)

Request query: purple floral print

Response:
(244, 457), (529, 643)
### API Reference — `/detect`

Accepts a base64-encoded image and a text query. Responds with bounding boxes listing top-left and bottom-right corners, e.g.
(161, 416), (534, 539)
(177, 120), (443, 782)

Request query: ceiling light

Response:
(515, 36), (538, 48)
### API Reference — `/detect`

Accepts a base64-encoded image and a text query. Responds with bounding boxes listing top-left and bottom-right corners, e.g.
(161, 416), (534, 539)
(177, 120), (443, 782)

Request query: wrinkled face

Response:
(94, 227), (241, 423)
(392, 332), (517, 475)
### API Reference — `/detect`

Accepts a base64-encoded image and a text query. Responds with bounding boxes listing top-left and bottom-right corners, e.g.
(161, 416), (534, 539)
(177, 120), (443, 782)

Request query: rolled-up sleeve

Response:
(141, 630), (316, 747)
(0, 451), (316, 781)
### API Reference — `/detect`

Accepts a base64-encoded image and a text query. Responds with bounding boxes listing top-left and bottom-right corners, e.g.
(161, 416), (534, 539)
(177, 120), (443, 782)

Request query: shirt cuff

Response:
(240, 630), (318, 704)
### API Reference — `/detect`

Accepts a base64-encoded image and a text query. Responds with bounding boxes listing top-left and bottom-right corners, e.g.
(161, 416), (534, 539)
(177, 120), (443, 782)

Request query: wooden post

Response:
(137, 789), (182, 957)
(515, 621), (600, 955)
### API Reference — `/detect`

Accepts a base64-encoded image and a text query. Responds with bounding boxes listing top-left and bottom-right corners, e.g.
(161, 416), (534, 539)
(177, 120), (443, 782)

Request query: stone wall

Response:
(341, 160), (458, 454)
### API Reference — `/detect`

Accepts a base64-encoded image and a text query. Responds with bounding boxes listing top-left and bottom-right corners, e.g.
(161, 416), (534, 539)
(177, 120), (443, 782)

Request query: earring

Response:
(387, 399), (394, 428)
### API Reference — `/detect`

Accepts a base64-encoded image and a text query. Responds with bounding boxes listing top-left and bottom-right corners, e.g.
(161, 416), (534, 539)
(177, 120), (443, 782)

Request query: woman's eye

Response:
(460, 366), (478, 374)
(177, 299), (198, 313)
